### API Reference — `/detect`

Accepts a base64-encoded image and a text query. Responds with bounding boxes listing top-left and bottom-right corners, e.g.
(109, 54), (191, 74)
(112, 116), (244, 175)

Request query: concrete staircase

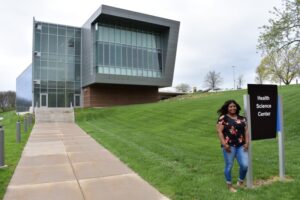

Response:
(34, 108), (75, 123)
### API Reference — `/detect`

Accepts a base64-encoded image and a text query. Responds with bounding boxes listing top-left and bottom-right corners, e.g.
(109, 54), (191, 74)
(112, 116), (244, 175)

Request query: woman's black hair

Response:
(217, 99), (241, 116)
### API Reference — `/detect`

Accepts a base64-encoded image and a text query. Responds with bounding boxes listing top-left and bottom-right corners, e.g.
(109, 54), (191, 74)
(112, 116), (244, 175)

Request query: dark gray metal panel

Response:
(99, 5), (179, 28)
(94, 74), (168, 86)
(81, 23), (95, 87)
(81, 5), (180, 88)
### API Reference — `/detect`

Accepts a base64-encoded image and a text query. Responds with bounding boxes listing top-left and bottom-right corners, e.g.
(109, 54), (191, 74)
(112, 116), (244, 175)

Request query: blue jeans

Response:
(222, 145), (248, 184)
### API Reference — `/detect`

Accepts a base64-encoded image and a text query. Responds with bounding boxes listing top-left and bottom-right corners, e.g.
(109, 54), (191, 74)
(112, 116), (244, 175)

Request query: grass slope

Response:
(0, 112), (32, 199)
(76, 85), (300, 200)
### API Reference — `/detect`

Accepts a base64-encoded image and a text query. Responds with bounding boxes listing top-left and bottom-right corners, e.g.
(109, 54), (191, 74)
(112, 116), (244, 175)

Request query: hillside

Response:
(75, 85), (300, 200)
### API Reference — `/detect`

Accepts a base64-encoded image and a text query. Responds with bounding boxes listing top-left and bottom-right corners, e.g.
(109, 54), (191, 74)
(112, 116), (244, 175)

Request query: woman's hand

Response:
(224, 144), (231, 153)
(243, 143), (249, 151)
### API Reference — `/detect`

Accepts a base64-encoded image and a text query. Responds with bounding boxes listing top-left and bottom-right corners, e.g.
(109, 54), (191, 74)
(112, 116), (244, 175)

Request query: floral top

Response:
(217, 115), (247, 147)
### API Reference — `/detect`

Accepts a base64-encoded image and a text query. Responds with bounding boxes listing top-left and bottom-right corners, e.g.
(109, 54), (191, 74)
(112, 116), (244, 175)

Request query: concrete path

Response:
(4, 122), (169, 200)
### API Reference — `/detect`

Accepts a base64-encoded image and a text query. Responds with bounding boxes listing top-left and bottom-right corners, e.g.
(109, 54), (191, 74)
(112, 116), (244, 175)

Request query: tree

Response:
(256, 47), (300, 85)
(258, 0), (300, 53)
(0, 91), (16, 112)
(175, 83), (191, 92)
(255, 57), (271, 84)
(237, 75), (244, 89)
(204, 71), (222, 90)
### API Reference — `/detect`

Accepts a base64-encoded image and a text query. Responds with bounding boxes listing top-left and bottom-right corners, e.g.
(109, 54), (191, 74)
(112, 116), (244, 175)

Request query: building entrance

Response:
(74, 94), (80, 107)
(40, 93), (48, 107)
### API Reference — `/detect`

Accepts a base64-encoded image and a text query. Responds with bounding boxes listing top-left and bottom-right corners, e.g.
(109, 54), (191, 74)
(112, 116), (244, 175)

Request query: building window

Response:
(33, 22), (81, 107)
(95, 23), (164, 78)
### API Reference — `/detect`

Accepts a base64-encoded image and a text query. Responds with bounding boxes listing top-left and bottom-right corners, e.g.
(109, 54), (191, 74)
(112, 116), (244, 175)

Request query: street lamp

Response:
(232, 66), (236, 90)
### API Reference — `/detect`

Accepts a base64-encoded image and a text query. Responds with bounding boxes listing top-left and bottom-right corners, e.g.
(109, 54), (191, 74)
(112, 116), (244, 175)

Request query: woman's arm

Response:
(216, 124), (231, 152)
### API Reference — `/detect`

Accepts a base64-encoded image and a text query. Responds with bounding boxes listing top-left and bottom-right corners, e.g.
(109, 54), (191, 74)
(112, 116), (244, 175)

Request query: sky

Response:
(0, 0), (282, 92)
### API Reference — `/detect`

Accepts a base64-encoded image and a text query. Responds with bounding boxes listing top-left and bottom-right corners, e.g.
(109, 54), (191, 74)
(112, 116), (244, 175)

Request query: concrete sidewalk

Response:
(4, 122), (169, 200)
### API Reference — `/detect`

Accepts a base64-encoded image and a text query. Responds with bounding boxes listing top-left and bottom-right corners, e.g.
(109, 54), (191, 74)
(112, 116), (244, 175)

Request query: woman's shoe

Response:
(227, 184), (237, 192)
(237, 180), (245, 188)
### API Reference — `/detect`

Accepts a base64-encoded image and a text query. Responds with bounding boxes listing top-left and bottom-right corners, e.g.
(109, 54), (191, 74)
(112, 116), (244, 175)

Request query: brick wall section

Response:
(83, 84), (159, 107)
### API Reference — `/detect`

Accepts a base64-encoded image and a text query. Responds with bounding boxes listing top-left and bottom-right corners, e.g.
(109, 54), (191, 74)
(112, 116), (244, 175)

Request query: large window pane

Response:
(142, 33), (147, 48)
(48, 69), (56, 81)
(133, 47), (137, 68)
(57, 91), (65, 107)
(57, 80), (65, 88)
(122, 46), (127, 67)
(153, 51), (159, 70)
(58, 26), (66, 36)
(121, 29), (126, 44)
(138, 49), (143, 67)
(151, 34), (156, 48)
(57, 67), (65, 81)
(148, 51), (153, 68)
(97, 42), (103, 65)
(75, 38), (80, 55)
(34, 65), (40, 79)
(155, 34), (161, 49)
(104, 43), (109, 66)
(67, 27), (74, 37)
(48, 80), (56, 89)
(147, 34), (152, 48)
(143, 49), (148, 68)
(97, 26), (103, 41)
(103, 26), (109, 42)
(67, 63), (75, 81)
(42, 24), (48, 34)
(75, 29), (81, 38)
(68, 38), (75, 55)
(75, 64), (80, 81)
(49, 35), (57, 53)
(66, 81), (74, 89)
(41, 34), (48, 52)
(48, 61), (56, 69)
(110, 44), (115, 66)
(35, 32), (41, 51)
(116, 45), (121, 66)
(158, 52), (162, 70)
(137, 32), (142, 46)
(115, 27), (121, 43)
(127, 47), (132, 67)
(75, 82), (81, 93)
(48, 93), (56, 107)
(126, 30), (131, 45)
(41, 68), (47, 80)
(58, 36), (66, 54)
(109, 27), (114, 43)
(132, 31), (137, 46)
(49, 25), (57, 35)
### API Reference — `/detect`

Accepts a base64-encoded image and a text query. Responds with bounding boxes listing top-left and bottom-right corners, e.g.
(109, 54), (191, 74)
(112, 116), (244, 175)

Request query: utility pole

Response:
(232, 66), (236, 90)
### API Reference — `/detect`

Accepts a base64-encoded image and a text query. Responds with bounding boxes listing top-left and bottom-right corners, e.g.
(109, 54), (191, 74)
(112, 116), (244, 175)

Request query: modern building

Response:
(16, 5), (180, 112)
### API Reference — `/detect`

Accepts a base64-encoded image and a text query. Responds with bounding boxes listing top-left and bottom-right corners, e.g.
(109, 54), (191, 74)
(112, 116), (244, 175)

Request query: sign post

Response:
(277, 96), (285, 180)
(243, 95), (253, 188)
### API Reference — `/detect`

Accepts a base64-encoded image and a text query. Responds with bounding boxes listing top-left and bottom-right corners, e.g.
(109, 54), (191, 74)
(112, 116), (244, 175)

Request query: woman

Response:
(216, 100), (249, 192)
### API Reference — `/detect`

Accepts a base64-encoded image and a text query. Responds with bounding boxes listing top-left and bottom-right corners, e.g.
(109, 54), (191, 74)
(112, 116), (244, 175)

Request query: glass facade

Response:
(33, 22), (81, 107)
(16, 65), (33, 112)
(95, 23), (163, 78)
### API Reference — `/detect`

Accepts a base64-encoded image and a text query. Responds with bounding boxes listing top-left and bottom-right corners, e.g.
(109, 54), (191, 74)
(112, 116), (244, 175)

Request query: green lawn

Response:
(0, 112), (32, 199)
(76, 84), (300, 200)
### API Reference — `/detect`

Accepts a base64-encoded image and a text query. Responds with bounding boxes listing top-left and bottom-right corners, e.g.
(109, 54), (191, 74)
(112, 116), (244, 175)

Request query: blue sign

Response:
(276, 96), (282, 132)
